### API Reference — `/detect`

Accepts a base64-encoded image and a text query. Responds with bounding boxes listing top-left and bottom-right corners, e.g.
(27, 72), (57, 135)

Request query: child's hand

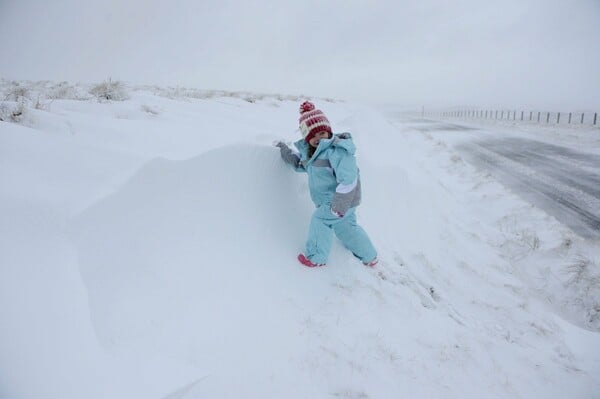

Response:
(331, 209), (344, 218)
(273, 140), (287, 149)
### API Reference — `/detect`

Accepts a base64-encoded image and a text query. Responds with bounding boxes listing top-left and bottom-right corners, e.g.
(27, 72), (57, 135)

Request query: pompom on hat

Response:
(298, 101), (332, 143)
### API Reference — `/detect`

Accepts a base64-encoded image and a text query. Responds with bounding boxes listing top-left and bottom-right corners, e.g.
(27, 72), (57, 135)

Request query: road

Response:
(460, 137), (600, 239)
(405, 118), (600, 240)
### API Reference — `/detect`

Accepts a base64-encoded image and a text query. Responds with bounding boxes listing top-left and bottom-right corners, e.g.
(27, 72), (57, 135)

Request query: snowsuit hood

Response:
(293, 132), (356, 160)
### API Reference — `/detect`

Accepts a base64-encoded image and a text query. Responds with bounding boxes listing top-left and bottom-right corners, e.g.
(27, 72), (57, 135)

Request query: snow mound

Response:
(72, 144), (315, 344)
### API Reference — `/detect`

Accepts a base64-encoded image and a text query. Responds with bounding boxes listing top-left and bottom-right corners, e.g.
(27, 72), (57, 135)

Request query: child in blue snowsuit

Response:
(276, 101), (378, 267)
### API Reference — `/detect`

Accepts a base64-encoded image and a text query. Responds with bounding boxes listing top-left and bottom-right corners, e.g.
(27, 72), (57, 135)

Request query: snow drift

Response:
(70, 145), (314, 350)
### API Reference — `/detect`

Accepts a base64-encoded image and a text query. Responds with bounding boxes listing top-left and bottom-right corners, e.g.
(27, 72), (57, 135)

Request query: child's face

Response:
(309, 131), (330, 148)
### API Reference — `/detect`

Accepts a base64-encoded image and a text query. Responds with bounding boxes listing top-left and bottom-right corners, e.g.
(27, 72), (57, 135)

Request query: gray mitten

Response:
(273, 140), (287, 149)
(275, 141), (302, 169)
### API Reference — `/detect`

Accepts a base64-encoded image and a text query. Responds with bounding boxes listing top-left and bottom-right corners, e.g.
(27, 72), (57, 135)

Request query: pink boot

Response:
(363, 257), (378, 267)
(297, 254), (325, 267)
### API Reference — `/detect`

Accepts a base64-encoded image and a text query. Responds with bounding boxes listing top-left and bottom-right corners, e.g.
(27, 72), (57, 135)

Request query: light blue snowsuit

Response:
(278, 133), (377, 264)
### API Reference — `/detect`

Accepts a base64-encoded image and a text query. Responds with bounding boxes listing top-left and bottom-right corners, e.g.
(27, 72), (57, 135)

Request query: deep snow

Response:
(1, 82), (599, 399)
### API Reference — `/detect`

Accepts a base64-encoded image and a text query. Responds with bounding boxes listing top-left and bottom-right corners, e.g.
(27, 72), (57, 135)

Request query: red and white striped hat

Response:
(298, 101), (332, 143)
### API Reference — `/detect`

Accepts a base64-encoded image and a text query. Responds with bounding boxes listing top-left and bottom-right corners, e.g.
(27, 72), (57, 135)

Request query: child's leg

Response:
(305, 207), (335, 264)
(332, 209), (377, 263)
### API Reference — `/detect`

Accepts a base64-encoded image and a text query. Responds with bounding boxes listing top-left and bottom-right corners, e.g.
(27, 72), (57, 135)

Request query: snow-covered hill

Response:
(1, 82), (599, 399)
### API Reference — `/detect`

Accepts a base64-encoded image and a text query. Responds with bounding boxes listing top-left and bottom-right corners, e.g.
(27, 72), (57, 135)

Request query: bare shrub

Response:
(48, 81), (85, 100)
(90, 79), (129, 101)
(564, 255), (600, 328)
(33, 95), (52, 110)
(3, 82), (29, 102)
(0, 101), (26, 123)
(565, 255), (600, 287)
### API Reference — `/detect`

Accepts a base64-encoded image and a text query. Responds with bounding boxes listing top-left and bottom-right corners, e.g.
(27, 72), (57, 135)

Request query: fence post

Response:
(581, 113), (585, 124)
(594, 113), (597, 125)
(521, 111), (524, 121)
(530, 111), (532, 121)
(501, 110), (504, 119)
(546, 112), (550, 123)
(537, 112), (541, 122)
(557, 112), (561, 124)
(569, 113), (572, 124)
(495, 110), (498, 119)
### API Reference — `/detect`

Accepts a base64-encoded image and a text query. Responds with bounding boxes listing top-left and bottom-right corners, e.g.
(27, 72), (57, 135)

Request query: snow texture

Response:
(1, 82), (599, 399)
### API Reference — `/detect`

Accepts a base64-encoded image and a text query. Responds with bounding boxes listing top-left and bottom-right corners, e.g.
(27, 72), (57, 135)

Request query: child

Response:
(275, 101), (378, 268)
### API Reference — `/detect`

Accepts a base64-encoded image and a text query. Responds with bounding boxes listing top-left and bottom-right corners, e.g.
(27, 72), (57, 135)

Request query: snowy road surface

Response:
(407, 119), (600, 240)
(460, 137), (600, 239)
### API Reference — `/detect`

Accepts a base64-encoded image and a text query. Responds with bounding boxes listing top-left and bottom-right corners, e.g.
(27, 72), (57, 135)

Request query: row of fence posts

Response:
(431, 109), (598, 126)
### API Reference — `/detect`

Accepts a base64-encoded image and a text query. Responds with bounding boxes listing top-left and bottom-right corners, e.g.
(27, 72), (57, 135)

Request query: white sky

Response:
(1, 0), (599, 110)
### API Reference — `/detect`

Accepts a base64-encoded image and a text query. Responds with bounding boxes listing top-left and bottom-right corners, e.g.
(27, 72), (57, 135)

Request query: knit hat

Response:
(298, 101), (332, 143)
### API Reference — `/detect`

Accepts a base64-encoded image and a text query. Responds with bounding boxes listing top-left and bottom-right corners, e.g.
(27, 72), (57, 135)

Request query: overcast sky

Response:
(1, 0), (599, 110)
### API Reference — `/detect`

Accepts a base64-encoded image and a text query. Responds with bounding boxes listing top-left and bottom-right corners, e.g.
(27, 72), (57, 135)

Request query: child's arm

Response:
(275, 142), (306, 172)
(329, 148), (360, 216)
